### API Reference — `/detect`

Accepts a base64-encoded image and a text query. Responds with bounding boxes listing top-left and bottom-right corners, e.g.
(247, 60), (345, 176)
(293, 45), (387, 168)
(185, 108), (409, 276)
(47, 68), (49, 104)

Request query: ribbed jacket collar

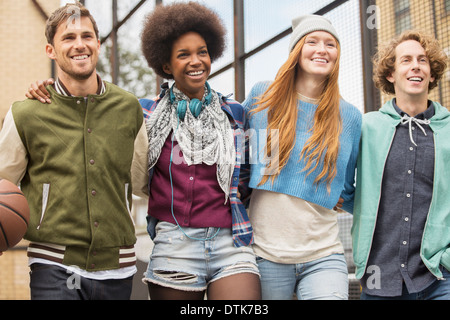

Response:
(54, 74), (106, 97)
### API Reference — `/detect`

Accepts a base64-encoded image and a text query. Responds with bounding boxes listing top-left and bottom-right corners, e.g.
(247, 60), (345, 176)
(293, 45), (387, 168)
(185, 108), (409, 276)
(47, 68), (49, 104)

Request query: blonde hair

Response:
(373, 30), (448, 95)
(250, 36), (342, 188)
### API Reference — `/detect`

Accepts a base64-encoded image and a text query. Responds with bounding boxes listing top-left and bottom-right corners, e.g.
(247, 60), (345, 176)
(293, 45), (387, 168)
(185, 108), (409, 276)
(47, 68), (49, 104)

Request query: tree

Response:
(97, 40), (156, 99)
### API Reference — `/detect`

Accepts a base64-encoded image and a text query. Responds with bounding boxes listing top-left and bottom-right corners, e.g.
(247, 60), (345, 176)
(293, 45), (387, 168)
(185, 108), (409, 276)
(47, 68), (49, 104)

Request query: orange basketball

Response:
(0, 179), (30, 252)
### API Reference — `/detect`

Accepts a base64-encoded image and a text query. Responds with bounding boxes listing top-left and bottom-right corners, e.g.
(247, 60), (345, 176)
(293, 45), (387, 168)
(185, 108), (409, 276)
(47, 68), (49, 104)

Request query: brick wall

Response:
(0, 0), (60, 129)
(0, 241), (29, 300)
(0, 0), (59, 299)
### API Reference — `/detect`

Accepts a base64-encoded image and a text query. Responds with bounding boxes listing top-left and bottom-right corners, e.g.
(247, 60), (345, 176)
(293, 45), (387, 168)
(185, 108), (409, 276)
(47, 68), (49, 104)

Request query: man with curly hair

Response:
(352, 30), (450, 299)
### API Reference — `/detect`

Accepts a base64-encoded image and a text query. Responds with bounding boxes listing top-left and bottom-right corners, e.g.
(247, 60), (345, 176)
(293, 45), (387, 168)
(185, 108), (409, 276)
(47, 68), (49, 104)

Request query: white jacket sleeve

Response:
(0, 108), (28, 185)
(131, 119), (149, 198)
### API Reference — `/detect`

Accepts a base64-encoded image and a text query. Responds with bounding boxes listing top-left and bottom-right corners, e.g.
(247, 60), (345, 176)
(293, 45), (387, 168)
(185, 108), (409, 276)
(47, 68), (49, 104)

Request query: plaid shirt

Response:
(140, 84), (253, 247)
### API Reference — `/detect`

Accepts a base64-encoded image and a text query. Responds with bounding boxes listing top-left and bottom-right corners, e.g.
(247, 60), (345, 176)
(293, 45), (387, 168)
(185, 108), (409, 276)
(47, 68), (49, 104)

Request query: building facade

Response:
(0, 0), (59, 129)
(0, 0), (60, 299)
(376, 0), (450, 107)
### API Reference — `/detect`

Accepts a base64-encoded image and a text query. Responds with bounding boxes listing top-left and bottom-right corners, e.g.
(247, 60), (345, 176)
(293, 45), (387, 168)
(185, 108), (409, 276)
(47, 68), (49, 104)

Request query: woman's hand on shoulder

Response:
(25, 78), (54, 104)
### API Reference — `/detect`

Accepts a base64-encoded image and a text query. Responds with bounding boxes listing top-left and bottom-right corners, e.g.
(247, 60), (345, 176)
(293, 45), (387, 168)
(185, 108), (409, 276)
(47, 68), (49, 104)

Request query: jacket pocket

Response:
(125, 183), (135, 226)
(441, 248), (450, 272)
(37, 183), (50, 230)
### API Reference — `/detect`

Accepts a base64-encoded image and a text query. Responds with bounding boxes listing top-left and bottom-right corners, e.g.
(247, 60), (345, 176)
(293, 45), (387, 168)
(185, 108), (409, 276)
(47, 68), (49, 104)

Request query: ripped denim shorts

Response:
(142, 221), (259, 292)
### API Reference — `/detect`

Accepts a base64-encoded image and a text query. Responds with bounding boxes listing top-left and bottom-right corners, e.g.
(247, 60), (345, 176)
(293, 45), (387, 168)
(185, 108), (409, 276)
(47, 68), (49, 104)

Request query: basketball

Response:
(0, 179), (30, 252)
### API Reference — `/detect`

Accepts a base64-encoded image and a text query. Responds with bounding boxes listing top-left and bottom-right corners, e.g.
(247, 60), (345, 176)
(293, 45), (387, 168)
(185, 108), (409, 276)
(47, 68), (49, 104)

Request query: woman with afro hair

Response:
(139, 2), (261, 300)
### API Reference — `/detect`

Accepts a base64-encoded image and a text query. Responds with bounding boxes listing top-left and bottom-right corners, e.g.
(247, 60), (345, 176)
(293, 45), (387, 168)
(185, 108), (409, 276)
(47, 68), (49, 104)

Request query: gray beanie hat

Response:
(288, 15), (340, 52)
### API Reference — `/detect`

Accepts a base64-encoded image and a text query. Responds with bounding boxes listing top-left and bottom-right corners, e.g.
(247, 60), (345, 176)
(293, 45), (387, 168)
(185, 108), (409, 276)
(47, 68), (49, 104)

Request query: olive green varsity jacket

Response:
(6, 83), (145, 271)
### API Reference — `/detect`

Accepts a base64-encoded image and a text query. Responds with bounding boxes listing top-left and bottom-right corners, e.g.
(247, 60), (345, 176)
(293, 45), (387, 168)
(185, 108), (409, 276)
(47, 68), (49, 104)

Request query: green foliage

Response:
(97, 41), (156, 99)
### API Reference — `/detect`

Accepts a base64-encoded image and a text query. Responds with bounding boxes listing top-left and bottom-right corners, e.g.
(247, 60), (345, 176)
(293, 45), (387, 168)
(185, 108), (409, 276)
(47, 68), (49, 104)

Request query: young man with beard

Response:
(0, 2), (148, 299)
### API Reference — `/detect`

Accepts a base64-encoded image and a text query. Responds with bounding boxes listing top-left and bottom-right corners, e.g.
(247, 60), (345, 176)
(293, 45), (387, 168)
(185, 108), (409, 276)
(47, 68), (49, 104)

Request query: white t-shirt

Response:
(249, 189), (344, 264)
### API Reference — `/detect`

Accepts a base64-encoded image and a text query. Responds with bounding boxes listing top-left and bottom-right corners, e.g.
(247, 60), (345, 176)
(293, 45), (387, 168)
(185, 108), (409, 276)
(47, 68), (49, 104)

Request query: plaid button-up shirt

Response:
(140, 84), (254, 247)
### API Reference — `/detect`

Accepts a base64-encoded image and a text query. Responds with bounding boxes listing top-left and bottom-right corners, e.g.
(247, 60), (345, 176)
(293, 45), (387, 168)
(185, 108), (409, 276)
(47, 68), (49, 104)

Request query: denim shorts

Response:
(143, 221), (259, 292)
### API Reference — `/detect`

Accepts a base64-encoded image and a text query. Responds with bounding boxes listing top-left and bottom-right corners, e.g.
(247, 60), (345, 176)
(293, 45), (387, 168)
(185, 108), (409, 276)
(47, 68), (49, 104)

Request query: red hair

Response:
(251, 36), (342, 188)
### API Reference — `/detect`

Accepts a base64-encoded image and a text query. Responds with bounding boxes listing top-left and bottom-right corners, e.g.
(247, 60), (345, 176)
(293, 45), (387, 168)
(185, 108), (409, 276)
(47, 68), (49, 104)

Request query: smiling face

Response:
(46, 16), (100, 82)
(386, 39), (435, 100)
(298, 31), (338, 81)
(163, 32), (211, 100)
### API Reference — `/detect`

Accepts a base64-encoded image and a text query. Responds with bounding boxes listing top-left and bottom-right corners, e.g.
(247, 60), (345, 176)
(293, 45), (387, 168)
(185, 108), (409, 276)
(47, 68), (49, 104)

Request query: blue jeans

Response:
(257, 254), (348, 300)
(361, 268), (450, 300)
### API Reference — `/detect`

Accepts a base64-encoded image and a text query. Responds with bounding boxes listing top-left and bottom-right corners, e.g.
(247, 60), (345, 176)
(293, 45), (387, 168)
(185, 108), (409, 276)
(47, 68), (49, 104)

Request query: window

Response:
(394, 0), (412, 34)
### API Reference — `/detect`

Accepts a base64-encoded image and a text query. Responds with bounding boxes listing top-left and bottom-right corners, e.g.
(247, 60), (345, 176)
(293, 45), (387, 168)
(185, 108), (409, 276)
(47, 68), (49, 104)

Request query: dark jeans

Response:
(29, 263), (133, 300)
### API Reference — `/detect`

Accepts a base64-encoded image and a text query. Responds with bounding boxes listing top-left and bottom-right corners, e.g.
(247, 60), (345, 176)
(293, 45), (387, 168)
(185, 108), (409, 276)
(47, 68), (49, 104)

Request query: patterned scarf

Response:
(146, 84), (235, 203)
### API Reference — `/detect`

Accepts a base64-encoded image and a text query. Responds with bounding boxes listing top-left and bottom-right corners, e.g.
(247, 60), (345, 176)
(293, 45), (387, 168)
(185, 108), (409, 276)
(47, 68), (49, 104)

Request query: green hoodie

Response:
(352, 99), (450, 280)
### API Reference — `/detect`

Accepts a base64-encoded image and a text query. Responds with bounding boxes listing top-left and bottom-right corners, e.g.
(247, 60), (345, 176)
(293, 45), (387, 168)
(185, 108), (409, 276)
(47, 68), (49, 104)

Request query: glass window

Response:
(394, 0), (412, 34)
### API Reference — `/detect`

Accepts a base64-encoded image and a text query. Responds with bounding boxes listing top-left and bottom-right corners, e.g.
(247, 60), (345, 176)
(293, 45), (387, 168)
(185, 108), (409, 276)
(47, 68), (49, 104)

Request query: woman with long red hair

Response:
(242, 15), (362, 300)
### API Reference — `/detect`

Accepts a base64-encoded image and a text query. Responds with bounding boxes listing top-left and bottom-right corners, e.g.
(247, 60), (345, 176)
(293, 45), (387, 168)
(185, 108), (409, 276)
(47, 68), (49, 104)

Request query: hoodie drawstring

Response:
(400, 114), (431, 147)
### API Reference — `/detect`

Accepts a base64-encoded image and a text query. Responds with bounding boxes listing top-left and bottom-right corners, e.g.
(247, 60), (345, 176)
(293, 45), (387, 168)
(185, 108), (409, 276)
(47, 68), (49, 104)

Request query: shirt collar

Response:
(54, 74), (106, 97)
(393, 98), (435, 120)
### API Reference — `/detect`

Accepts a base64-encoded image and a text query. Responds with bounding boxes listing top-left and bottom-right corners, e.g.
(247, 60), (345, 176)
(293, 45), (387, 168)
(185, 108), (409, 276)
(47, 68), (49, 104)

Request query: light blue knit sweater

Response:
(242, 81), (362, 214)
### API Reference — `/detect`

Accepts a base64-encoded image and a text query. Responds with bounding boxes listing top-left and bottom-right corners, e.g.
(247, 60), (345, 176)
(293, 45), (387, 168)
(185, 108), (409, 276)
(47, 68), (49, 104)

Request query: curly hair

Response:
(141, 2), (226, 79)
(373, 30), (448, 95)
